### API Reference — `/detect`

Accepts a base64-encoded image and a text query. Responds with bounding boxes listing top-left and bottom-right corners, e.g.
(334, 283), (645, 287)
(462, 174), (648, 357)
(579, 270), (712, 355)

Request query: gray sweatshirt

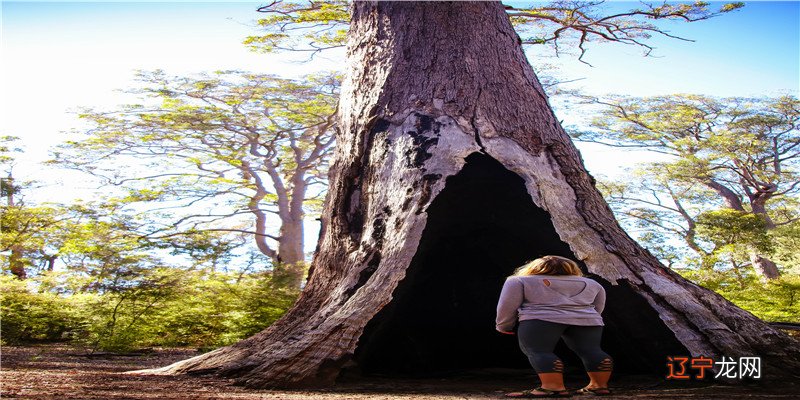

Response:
(495, 275), (606, 332)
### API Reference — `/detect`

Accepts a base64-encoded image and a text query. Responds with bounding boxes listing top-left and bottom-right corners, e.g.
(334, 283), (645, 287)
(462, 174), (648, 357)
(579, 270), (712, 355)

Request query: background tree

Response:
(596, 165), (712, 268)
(575, 94), (800, 280)
(0, 178), (301, 350)
(0, 197), (63, 279)
(52, 71), (339, 288)
(1, 135), (55, 279)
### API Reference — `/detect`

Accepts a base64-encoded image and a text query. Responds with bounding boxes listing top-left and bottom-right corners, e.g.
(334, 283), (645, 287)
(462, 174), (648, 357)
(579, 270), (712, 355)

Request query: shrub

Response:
(0, 275), (85, 344)
(1, 268), (299, 352)
(678, 269), (800, 323)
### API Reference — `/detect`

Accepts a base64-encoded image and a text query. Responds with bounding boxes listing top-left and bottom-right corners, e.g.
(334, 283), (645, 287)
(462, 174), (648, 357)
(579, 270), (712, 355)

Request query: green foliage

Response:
(2, 192), (221, 284)
(678, 269), (800, 323)
(634, 231), (683, 269)
(244, 1), (349, 54)
(149, 270), (298, 349)
(595, 166), (717, 267)
(0, 269), (299, 352)
(578, 95), (799, 189)
(0, 275), (83, 344)
(1, 203), (63, 274)
(771, 219), (800, 274)
(76, 267), (183, 352)
(1, 180), (299, 351)
(580, 95), (800, 275)
(696, 209), (772, 254)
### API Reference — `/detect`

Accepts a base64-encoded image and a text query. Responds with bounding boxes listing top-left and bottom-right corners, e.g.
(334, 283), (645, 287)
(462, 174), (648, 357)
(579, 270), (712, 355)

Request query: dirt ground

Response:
(1, 345), (798, 399)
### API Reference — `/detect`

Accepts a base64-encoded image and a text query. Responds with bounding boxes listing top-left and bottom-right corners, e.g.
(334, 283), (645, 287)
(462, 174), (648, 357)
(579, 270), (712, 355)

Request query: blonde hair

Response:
(513, 255), (582, 277)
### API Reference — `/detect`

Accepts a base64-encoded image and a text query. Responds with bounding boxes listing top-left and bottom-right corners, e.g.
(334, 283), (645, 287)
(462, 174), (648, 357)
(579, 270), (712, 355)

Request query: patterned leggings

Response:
(517, 319), (613, 374)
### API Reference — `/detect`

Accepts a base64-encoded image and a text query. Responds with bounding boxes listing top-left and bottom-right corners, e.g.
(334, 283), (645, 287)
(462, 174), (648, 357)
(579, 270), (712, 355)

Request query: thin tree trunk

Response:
(45, 254), (56, 271)
(138, 1), (800, 387)
(730, 258), (746, 288)
(8, 245), (26, 279)
(704, 179), (745, 211)
(750, 193), (780, 280)
(5, 177), (26, 279)
(750, 253), (781, 281)
(275, 216), (306, 288)
(705, 178), (781, 280)
(276, 218), (304, 264)
(751, 199), (776, 229)
(242, 157), (307, 287)
(272, 175), (309, 288)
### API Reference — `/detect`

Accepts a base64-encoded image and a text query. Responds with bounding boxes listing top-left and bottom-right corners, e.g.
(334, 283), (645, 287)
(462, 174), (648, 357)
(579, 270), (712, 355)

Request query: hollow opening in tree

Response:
(347, 153), (687, 379)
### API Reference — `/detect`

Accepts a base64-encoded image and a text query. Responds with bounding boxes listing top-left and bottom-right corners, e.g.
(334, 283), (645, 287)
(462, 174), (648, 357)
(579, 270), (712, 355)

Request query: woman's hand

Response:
(498, 330), (515, 335)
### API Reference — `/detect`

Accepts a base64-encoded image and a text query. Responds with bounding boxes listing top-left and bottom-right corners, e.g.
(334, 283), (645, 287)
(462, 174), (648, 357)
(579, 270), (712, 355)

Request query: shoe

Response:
(505, 387), (572, 398)
(575, 387), (611, 396)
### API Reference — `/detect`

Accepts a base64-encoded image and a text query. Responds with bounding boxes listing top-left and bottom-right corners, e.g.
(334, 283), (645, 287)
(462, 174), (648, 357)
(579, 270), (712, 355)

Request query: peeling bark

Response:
(141, 1), (800, 387)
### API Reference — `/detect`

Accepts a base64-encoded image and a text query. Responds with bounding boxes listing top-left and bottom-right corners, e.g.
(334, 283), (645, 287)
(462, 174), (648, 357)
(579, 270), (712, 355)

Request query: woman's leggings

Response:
(517, 319), (613, 374)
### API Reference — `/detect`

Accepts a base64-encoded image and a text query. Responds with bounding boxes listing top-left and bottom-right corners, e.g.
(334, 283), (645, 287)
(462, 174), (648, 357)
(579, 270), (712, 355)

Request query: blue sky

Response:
(518, 1), (799, 97)
(1, 1), (798, 196)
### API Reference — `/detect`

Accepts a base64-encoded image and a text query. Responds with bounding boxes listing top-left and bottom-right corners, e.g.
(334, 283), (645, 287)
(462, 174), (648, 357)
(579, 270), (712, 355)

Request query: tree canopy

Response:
(50, 71), (339, 287)
(244, 0), (744, 63)
(575, 94), (800, 279)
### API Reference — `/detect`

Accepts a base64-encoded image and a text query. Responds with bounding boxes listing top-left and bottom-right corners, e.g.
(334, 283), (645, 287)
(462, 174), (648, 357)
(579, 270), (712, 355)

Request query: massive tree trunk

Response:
(142, 1), (800, 387)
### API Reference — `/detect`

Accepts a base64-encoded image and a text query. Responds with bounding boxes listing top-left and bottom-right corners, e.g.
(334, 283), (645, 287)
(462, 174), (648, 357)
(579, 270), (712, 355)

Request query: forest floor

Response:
(2, 345), (799, 399)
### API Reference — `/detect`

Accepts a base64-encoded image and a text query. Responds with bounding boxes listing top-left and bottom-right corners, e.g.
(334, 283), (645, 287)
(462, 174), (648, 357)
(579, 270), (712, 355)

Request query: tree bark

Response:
(275, 213), (306, 288)
(750, 253), (781, 281)
(243, 156), (308, 288)
(747, 185), (781, 280)
(705, 178), (781, 280)
(8, 245), (27, 279)
(140, 1), (800, 387)
(4, 177), (27, 279)
(704, 179), (745, 211)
